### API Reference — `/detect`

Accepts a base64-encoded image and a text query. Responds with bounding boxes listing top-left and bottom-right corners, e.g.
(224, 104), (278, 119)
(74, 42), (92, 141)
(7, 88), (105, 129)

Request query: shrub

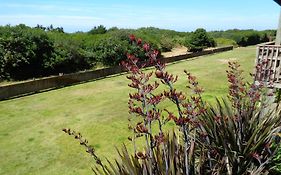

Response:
(87, 35), (160, 67)
(209, 29), (274, 47)
(237, 32), (261, 47)
(185, 28), (216, 52)
(88, 25), (107, 35)
(0, 25), (276, 82)
(159, 37), (174, 52)
(270, 145), (281, 174)
(0, 25), (94, 80)
(0, 25), (55, 80)
(63, 36), (281, 175)
(132, 27), (183, 52)
(197, 61), (281, 174)
(90, 38), (127, 66)
(215, 38), (237, 47)
(49, 37), (96, 74)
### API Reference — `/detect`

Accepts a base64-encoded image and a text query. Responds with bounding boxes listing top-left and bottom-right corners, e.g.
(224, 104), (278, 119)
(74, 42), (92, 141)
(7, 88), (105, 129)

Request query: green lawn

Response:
(0, 46), (256, 175)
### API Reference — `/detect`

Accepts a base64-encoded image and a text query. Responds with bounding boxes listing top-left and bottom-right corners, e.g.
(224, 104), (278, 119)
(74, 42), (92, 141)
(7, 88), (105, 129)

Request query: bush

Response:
(63, 39), (281, 174)
(185, 28), (216, 52)
(49, 37), (96, 74)
(159, 37), (174, 52)
(88, 25), (107, 35)
(0, 24), (55, 80)
(270, 145), (281, 174)
(89, 38), (128, 66)
(209, 29), (274, 47)
(132, 27), (184, 52)
(237, 32), (261, 46)
(215, 38), (237, 47)
(0, 25), (276, 81)
(0, 25), (95, 80)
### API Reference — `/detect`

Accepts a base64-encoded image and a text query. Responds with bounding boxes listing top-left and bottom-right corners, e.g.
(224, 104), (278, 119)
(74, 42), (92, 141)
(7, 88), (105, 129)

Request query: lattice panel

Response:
(255, 45), (281, 88)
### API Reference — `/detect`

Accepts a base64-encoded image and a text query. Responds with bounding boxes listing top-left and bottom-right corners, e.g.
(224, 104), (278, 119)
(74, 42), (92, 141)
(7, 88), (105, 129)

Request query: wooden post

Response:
(276, 9), (281, 45)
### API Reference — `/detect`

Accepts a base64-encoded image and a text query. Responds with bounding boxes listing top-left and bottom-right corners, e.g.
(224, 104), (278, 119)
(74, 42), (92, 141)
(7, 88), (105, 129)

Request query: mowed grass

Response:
(0, 46), (256, 175)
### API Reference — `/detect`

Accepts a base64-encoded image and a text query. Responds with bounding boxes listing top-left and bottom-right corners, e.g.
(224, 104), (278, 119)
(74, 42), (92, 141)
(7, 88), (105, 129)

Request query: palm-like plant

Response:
(62, 37), (281, 175)
(196, 62), (281, 174)
(197, 99), (281, 174)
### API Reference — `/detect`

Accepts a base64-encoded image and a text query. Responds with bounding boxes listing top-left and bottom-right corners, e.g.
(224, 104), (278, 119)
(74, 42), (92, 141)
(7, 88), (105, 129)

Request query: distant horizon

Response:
(0, 23), (277, 34)
(0, 0), (280, 33)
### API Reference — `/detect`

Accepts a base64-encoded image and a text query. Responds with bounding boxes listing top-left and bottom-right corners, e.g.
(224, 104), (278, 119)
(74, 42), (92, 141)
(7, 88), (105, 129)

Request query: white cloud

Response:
(0, 2), (278, 32)
(0, 14), (104, 29)
(2, 3), (58, 11)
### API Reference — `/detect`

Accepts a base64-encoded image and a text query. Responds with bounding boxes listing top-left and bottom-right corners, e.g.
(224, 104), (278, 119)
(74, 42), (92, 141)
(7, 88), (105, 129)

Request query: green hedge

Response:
(0, 25), (276, 81)
(209, 29), (274, 47)
(0, 25), (55, 80)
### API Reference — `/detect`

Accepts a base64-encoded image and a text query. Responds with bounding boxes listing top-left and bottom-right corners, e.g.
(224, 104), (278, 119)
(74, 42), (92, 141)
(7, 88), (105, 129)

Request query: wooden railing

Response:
(255, 42), (281, 88)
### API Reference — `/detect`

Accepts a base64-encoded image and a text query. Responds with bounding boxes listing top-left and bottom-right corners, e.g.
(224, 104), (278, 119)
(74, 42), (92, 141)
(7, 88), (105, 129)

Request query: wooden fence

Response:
(0, 46), (233, 100)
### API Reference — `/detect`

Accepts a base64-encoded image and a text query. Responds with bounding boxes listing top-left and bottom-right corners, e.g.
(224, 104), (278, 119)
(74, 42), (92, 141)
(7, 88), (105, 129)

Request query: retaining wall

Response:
(0, 46), (233, 100)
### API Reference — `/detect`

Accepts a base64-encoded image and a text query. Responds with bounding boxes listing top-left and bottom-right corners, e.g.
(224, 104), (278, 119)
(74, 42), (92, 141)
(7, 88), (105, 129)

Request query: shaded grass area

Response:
(0, 46), (255, 175)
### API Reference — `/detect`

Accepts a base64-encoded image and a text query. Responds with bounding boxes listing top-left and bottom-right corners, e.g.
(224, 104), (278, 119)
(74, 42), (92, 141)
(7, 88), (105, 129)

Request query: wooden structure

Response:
(255, 1), (281, 89)
(255, 42), (281, 88)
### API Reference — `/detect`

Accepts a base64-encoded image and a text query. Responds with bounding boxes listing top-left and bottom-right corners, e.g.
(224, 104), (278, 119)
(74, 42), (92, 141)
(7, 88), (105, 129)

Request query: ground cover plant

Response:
(62, 37), (281, 174)
(0, 46), (265, 175)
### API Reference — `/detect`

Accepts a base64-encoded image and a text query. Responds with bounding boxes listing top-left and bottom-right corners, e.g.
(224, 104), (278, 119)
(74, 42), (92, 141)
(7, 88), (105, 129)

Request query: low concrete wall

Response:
(0, 45), (233, 100)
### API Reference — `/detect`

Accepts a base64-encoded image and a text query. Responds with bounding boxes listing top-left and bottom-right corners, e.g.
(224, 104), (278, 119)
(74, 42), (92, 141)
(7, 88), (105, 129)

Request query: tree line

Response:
(0, 24), (275, 81)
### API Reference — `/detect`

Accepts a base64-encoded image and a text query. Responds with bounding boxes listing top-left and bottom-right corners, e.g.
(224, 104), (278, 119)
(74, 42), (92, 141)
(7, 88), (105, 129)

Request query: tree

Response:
(88, 25), (107, 35)
(185, 28), (216, 52)
(0, 25), (55, 80)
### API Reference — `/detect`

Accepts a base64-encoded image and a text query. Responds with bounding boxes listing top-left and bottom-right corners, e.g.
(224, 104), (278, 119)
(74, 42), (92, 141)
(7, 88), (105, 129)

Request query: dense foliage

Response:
(88, 25), (107, 35)
(215, 38), (238, 47)
(0, 25), (55, 80)
(184, 28), (216, 52)
(0, 24), (275, 81)
(0, 25), (162, 80)
(209, 29), (274, 47)
(63, 39), (281, 175)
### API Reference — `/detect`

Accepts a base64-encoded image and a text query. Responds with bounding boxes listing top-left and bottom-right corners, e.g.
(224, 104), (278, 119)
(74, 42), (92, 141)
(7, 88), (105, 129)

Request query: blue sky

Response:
(0, 0), (280, 32)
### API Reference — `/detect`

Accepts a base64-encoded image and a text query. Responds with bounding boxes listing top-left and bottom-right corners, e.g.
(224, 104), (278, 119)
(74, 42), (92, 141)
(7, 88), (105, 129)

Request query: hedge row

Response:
(0, 24), (276, 81)
(209, 29), (274, 47)
(0, 25), (161, 80)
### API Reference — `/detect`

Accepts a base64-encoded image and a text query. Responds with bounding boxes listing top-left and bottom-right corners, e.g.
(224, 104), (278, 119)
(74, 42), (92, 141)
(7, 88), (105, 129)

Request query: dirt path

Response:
(162, 46), (189, 57)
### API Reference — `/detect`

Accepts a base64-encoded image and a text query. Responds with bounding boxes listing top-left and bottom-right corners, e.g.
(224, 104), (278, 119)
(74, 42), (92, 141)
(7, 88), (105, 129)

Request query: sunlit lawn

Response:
(0, 46), (256, 175)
